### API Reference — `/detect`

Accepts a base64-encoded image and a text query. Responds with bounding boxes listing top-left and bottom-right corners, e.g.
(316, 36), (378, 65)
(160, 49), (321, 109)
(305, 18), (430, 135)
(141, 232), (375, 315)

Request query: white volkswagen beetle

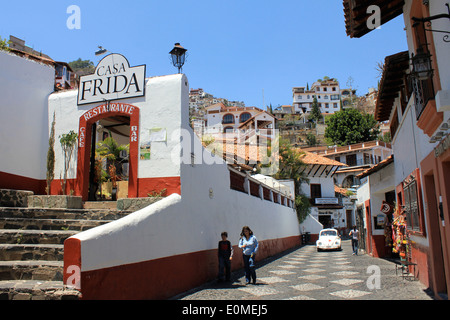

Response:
(316, 228), (342, 251)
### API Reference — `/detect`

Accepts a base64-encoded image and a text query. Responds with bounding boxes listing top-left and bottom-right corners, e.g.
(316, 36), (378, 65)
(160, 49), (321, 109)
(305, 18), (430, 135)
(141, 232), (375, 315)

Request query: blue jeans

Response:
(352, 239), (359, 255)
(218, 256), (231, 281)
(243, 254), (256, 284)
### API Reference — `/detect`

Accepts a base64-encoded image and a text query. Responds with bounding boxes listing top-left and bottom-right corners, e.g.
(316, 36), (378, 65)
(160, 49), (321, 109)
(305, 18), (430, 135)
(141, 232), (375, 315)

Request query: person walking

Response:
(238, 226), (259, 285)
(217, 232), (233, 283)
(349, 226), (360, 255)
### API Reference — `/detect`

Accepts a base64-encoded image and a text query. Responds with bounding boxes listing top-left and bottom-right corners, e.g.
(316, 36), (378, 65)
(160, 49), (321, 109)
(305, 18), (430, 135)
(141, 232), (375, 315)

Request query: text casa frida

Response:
(77, 54), (146, 105)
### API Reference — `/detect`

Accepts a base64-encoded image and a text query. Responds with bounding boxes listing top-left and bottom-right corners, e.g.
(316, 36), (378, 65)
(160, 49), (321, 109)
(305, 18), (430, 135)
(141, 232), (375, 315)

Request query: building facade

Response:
(293, 79), (343, 115)
(343, 0), (450, 298)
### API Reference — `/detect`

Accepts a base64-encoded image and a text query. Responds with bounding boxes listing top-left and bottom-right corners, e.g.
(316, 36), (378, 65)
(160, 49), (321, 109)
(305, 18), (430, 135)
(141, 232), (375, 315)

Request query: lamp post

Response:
(170, 43), (188, 74)
(95, 46), (108, 56)
(411, 46), (433, 80)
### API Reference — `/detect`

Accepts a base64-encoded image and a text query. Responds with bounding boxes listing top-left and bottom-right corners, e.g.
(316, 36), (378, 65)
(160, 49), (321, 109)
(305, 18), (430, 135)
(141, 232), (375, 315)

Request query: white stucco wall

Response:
(0, 51), (55, 180)
(367, 163), (395, 236)
(300, 175), (335, 198)
(392, 98), (437, 186)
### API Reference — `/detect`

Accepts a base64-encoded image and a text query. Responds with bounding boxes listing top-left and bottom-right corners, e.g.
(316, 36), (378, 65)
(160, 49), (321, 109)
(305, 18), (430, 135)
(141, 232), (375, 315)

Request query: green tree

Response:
(308, 97), (323, 124)
(60, 131), (78, 195)
(272, 139), (310, 222)
(325, 108), (380, 146)
(68, 58), (95, 76)
(96, 137), (129, 180)
(306, 133), (317, 147)
(0, 36), (11, 51)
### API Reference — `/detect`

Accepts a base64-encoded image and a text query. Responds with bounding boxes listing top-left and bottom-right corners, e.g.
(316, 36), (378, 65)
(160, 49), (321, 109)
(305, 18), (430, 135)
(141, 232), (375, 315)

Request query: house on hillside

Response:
(309, 141), (393, 188)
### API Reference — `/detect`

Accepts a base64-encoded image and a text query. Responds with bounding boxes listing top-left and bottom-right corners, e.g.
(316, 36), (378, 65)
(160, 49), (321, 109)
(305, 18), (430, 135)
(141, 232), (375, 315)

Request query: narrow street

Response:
(175, 240), (434, 300)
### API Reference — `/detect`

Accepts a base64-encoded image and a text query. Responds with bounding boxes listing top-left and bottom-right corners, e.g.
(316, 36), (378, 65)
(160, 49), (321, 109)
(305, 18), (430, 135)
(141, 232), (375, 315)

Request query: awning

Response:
(343, 0), (405, 38)
(375, 51), (410, 121)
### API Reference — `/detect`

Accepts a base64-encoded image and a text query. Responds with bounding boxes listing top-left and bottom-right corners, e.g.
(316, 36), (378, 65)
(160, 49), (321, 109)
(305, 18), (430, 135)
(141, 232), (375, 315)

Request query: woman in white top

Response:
(238, 226), (259, 285)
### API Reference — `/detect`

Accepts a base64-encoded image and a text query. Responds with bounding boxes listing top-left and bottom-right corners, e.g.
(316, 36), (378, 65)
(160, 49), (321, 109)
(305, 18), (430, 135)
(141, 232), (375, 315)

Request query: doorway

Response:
(356, 206), (366, 251)
(319, 215), (332, 229)
(76, 103), (140, 201)
(88, 116), (130, 201)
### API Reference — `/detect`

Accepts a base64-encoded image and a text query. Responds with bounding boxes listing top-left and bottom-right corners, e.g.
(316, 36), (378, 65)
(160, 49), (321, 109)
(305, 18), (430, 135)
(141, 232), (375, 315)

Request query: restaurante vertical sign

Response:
(77, 54), (146, 105)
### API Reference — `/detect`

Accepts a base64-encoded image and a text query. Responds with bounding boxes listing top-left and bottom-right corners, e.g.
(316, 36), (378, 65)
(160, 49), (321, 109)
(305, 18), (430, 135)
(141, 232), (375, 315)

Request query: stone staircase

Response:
(0, 203), (131, 300)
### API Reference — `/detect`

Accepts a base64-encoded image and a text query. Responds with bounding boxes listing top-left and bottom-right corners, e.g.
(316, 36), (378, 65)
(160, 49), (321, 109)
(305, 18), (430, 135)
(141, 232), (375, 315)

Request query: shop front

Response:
(48, 53), (186, 202)
(420, 133), (450, 298)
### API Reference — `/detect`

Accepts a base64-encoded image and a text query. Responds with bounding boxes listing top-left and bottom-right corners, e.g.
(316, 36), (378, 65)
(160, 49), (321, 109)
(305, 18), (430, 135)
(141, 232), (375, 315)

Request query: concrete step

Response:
(0, 229), (76, 245)
(0, 217), (110, 231)
(0, 244), (64, 262)
(0, 260), (63, 281)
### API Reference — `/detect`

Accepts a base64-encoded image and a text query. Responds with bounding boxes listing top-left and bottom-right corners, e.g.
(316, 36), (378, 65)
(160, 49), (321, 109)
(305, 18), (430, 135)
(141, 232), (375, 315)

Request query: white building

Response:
(297, 151), (354, 236)
(203, 103), (276, 147)
(292, 79), (343, 115)
(311, 141), (393, 188)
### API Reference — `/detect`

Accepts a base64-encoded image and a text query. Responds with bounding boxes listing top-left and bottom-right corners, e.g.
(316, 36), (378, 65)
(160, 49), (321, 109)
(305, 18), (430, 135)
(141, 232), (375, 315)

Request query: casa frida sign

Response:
(77, 54), (146, 105)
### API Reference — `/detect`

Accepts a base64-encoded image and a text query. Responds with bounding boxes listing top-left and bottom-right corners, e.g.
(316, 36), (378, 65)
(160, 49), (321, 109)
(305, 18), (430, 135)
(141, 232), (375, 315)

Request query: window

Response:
(333, 103), (338, 108)
(331, 94), (340, 101)
(346, 154), (357, 166)
(403, 179), (420, 231)
(223, 114), (234, 124)
(240, 113), (251, 123)
(323, 87), (328, 92)
(310, 184), (322, 201)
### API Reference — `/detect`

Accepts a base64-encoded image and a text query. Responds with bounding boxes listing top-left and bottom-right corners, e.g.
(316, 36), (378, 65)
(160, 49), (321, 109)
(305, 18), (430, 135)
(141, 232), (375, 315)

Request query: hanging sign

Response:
(77, 54), (146, 105)
(380, 200), (394, 214)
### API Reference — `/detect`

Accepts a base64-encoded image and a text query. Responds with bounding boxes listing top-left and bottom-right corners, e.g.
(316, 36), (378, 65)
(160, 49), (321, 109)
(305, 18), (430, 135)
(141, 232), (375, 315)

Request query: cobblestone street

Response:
(175, 240), (434, 300)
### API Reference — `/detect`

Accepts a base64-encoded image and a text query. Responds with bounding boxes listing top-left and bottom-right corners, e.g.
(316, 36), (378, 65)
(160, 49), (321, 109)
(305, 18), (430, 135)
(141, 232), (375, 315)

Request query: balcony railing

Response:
(411, 75), (435, 120)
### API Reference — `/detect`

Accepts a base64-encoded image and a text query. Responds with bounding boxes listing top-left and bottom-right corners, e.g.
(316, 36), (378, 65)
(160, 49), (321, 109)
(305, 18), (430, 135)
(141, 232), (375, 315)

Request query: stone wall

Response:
(0, 189), (34, 208)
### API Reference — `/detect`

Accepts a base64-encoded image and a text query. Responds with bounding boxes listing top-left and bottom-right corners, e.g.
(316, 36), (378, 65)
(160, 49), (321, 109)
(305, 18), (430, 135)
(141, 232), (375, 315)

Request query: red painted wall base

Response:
(65, 235), (301, 300)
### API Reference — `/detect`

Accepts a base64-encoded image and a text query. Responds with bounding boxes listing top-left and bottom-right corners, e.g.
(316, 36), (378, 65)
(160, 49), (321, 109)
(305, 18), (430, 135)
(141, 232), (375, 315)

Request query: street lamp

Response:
(95, 46), (108, 56)
(411, 46), (433, 80)
(170, 43), (188, 74)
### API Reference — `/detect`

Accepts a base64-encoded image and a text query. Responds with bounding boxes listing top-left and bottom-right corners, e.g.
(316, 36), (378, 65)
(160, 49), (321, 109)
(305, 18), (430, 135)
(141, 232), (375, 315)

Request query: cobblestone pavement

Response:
(176, 240), (434, 300)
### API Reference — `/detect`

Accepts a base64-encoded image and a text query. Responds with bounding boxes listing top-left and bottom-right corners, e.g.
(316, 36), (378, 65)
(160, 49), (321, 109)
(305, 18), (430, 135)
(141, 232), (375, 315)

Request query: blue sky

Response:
(0, 0), (408, 108)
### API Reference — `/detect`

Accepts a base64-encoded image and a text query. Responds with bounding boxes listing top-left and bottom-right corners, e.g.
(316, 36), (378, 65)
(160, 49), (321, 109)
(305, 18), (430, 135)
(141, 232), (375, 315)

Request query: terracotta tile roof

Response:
(299, 150), (347, 167)
(335, 185), (349, 197)
(357, 155), (394, 179)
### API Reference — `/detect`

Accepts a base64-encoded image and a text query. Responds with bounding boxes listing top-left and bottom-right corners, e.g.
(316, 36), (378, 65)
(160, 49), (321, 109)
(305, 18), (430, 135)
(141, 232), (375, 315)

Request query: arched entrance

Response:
(76, 103), (140, 201)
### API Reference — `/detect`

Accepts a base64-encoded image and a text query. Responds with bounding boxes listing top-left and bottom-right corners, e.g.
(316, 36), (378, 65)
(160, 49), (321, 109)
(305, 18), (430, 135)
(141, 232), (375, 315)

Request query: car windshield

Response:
(321, 230), (337, 237)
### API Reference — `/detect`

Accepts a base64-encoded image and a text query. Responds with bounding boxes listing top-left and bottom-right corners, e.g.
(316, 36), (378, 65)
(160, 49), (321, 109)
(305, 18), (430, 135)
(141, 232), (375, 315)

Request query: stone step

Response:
(0, 261), (63, 281)
(0, 229), (76, 245)
(0, 217), (110, 231)
(83, 201), (118, 210)
(0, 244), (64, 262)
(0, 280), (80, 300)
(0, 207), (131, 221)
